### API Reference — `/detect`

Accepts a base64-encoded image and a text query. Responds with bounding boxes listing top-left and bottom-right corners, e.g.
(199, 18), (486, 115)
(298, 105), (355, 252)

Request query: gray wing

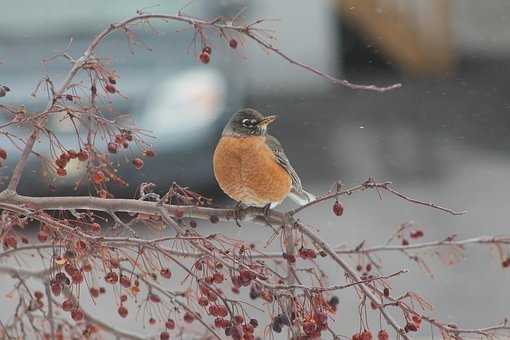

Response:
(265, 135), (303, 191)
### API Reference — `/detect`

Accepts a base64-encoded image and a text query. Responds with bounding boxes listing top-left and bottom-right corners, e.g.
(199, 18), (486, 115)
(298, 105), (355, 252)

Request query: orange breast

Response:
(213, 136), (292, 207)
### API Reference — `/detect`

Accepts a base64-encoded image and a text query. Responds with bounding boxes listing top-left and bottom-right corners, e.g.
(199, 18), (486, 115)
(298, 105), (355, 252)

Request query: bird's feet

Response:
(234, 202), (245, 228)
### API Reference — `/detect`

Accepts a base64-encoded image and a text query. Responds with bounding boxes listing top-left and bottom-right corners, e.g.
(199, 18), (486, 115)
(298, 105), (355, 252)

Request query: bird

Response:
(213, 108), (315, 209)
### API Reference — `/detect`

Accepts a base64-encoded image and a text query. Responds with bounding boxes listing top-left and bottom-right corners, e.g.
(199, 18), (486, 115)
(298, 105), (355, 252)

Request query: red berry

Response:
(165, 319), (175, 329)
(56, 168), (67, 176)
(160, 268), (172, 279)
(303, 321), (317, 335)
(118, 306), (128, 318)
(90, 287), (99, 298)
(410, 230), (424, 239)
(0, 148), (7, 160)
(62, 299), (74, 311)
(332, 200), (344, 216)
(3, 235), (17, 249)
(199, 52), (210, 64)
(212, 272), (224, 284)
(229, 38), (238, 49)
(93, 170), (105, 184)
(160, 332), (170, 340)
(107, 142), (118, 154)
(360, 330), (373, 340)
(183, 311), (195, 323)
(378, 330), (389, 340)
(68, 149), (78, 159)
(132, 158), (144, 170)
(502, 258), (510, 268)
(90, 222), (101, 233)
(149, 294), (161, 303)
(78, 149), (89, 161)
(119, 275), (131, 288)
(404, 322), (418, 332)
(71, 309), (84, 321)
(234, 315), (244, 325)
(198, 296), (209, 306)
(149, 317), (156, 325)
(104, 271), (118, 284)
(37, 231), (49, 242)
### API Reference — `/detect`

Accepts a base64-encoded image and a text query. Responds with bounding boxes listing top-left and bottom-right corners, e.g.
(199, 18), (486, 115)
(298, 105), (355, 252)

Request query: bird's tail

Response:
(288, 188), (316, 206)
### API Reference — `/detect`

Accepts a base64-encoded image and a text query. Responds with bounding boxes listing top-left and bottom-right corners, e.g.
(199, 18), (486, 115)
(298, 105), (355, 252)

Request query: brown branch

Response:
(290, 178), (466, 216)
(3, 12), (400, 193)
(336, 235), (510, 255)
(292, 219), (410, 339)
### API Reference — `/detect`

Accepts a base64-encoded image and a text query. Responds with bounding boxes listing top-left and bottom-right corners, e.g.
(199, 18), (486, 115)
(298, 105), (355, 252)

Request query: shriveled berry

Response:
(160, 332), (170, 340)
(229, 39), (238, 49)
(0, 148), (6, 160)
(333, 200), (344, 216)
(383, 287), (390, 297)
(105, 84), (116, 94)
(404, 322), (418, 332)
(249, 319), (258, 328)
(143, 149), (155, 157)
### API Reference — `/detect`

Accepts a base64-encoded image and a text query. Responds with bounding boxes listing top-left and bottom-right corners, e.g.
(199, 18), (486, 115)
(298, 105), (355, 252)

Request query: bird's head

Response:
(222, 108), (277, 137)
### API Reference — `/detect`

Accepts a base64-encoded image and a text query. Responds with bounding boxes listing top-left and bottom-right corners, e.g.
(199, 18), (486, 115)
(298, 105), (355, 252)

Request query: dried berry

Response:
(229, 38), (238, 49)
(0, 148), (8, 160)
(105, 84), (116, 94)
(143, 149), (155, 157)
(78, 149), (89, 161)
(333, 200), (344, 216)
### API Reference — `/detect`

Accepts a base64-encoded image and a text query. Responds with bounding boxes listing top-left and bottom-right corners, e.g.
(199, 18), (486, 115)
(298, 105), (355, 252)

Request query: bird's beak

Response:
(257, 115), (277, 127)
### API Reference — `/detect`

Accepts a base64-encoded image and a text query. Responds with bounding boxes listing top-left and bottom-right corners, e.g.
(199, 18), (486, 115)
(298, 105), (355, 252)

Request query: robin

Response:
(213, 108), (315, 209)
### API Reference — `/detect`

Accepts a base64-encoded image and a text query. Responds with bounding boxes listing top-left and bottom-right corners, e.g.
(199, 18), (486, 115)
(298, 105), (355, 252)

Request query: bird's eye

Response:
(242, 118), (255, 128)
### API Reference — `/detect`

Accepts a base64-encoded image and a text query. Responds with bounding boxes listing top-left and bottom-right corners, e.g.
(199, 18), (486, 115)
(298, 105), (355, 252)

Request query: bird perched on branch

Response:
(213, 108), (315, 209)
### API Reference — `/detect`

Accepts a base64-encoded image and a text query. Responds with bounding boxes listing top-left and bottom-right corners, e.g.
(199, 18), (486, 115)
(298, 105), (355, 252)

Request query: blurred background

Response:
(1, 0), (510, 338)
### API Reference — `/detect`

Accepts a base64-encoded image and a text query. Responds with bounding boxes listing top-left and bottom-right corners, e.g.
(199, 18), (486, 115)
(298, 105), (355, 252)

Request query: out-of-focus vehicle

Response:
(0, 1), (246, 196)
